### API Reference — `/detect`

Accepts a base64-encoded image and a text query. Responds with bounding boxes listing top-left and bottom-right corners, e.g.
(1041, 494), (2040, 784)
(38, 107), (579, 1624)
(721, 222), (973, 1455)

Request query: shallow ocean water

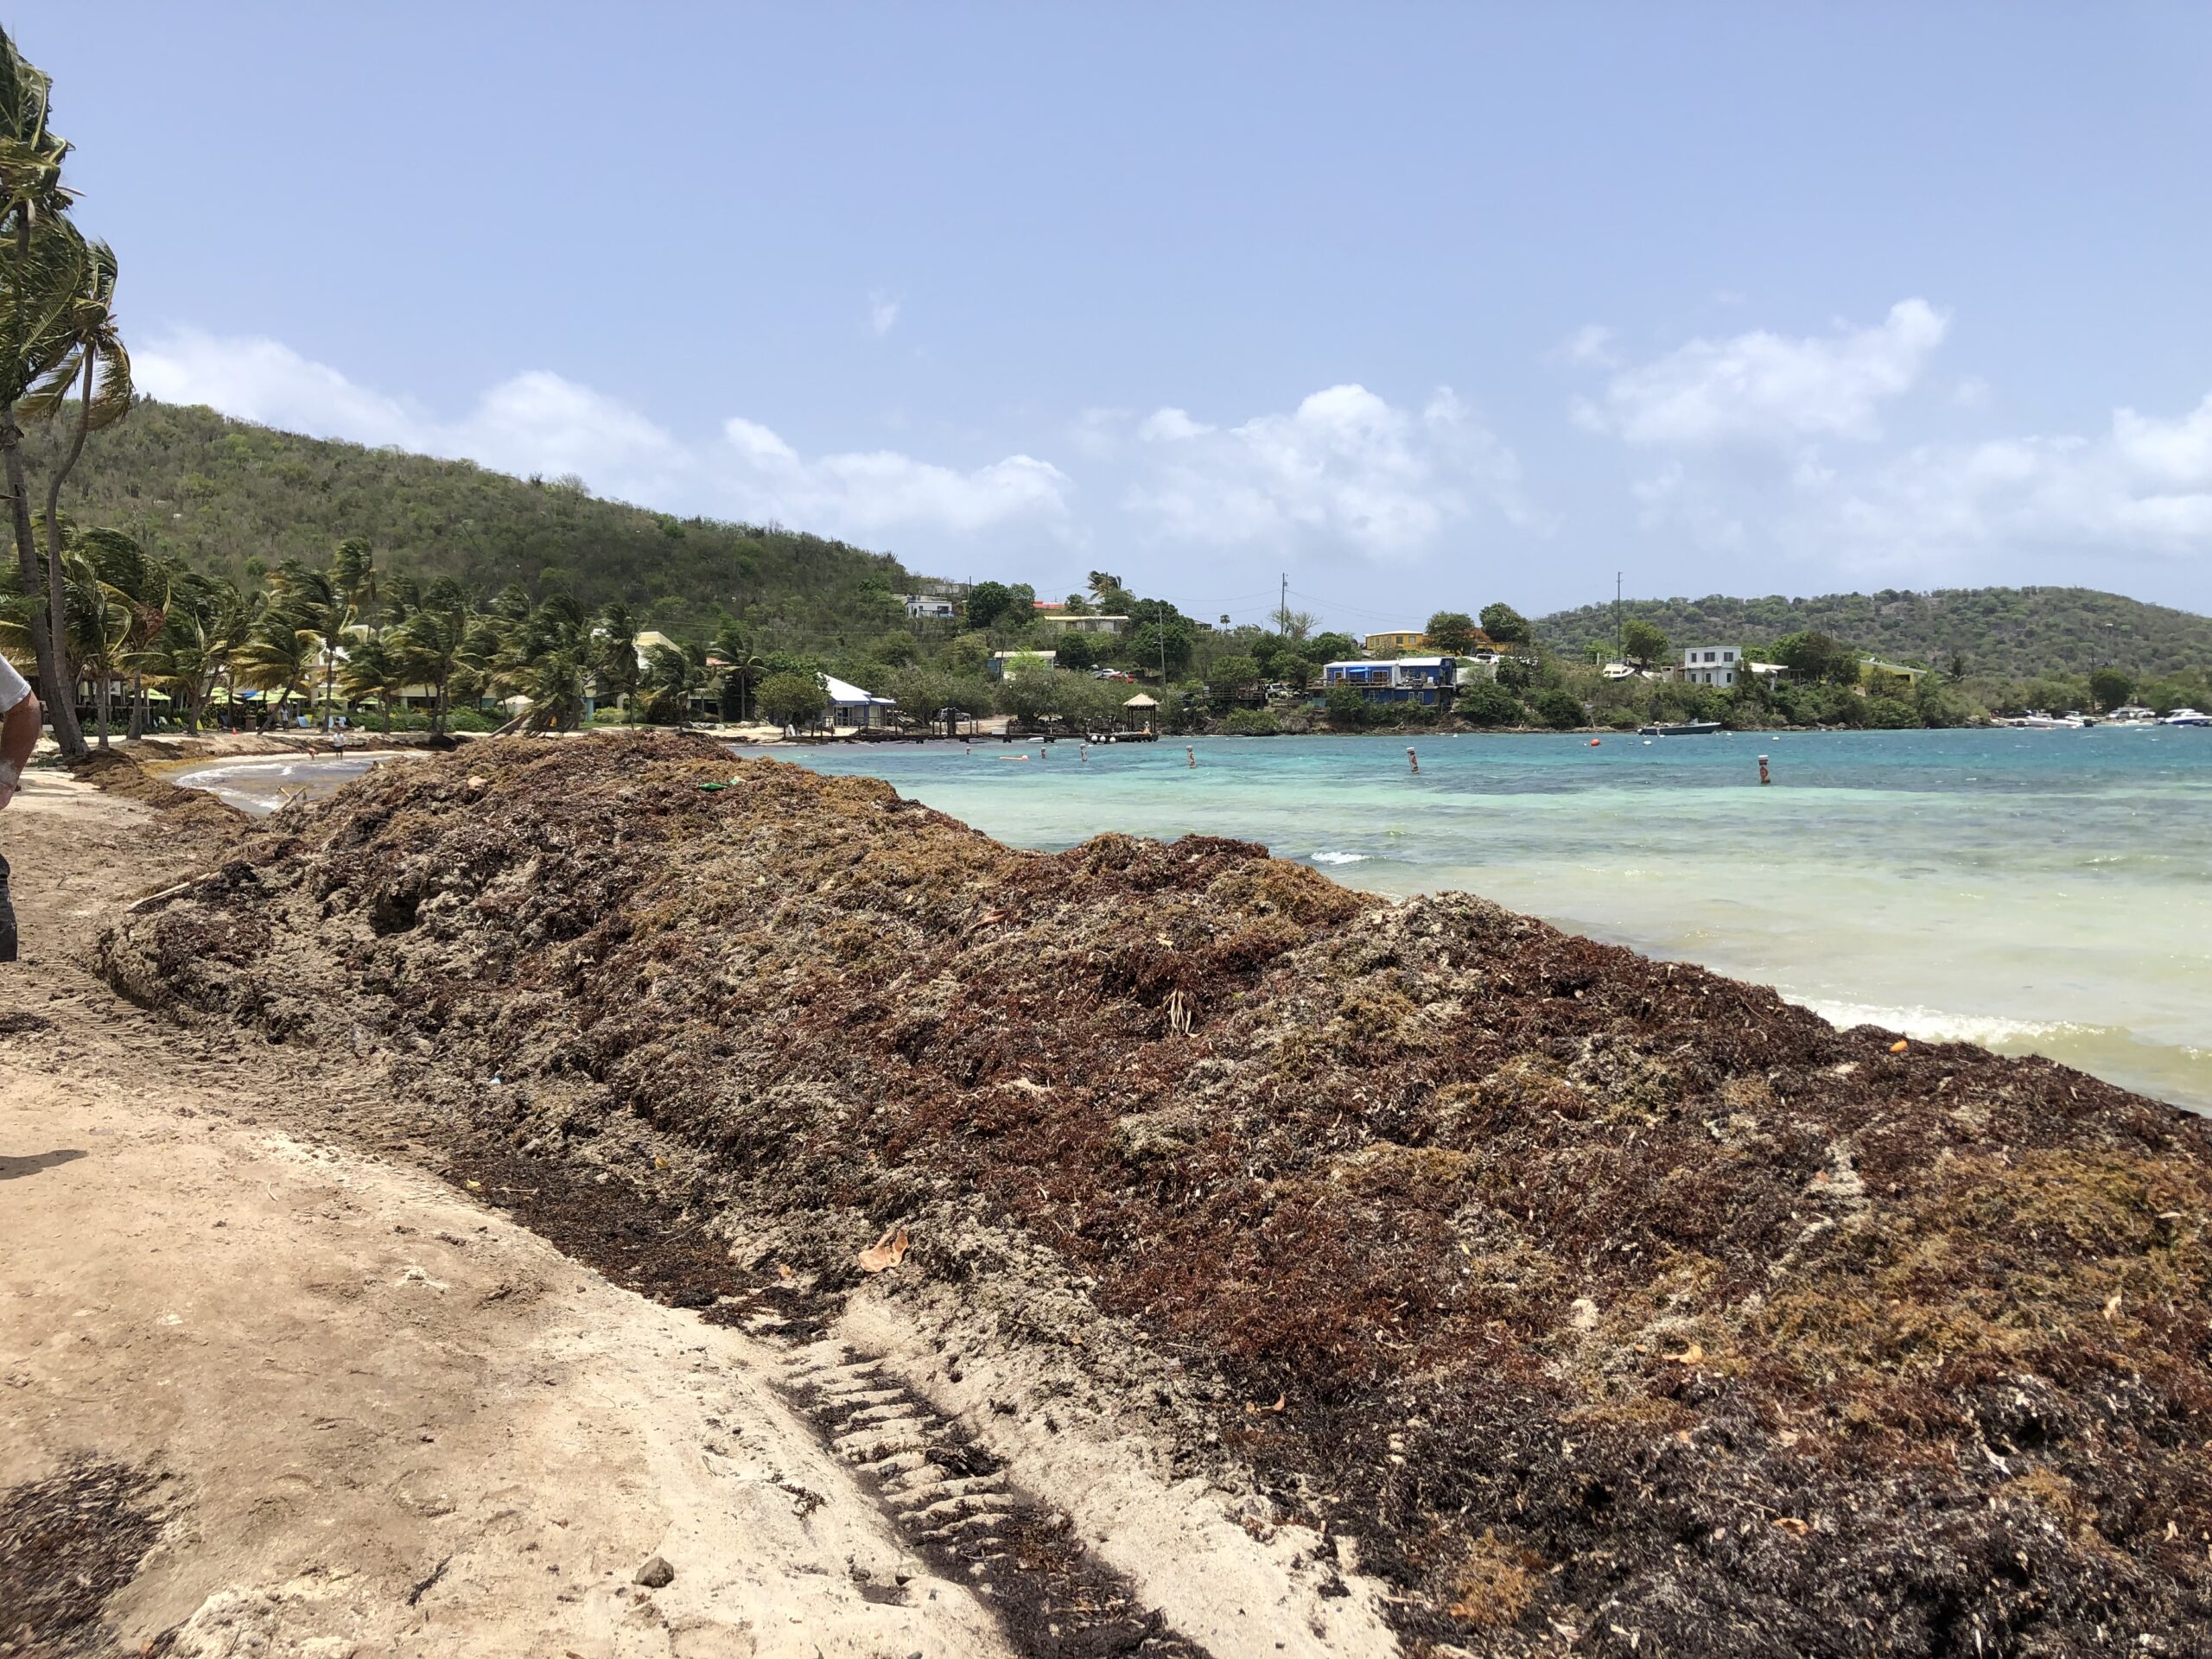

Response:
(173, 728), (2212, 1112)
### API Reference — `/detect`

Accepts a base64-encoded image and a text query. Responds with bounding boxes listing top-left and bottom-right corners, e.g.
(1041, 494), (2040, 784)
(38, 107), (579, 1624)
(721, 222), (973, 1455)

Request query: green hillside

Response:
(1535, 587), (2212, 678)
(37, 398), (918, 641)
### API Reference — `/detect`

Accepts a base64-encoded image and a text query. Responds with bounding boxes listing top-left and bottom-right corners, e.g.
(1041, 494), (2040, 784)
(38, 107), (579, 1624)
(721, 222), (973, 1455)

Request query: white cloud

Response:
(1135, 406), (1214, 442)
(868, 289), (902, 338)
(1121, 383), (1546, 557)
(1821, 396), (2212, 563)
(1575, 298), (1948, 447)
(137, 329), (425, 449)
(1626, 388), (2212, 578)
(1561, 323), (1619, 367)
(720, 417), (1071, 534)
(137, 327), (1069, 542)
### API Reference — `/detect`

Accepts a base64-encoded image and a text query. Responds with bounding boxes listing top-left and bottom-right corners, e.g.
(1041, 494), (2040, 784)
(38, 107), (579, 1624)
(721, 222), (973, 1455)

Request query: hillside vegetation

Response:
(1535, 587), (2212, 678)
(39, 398), (916, 644)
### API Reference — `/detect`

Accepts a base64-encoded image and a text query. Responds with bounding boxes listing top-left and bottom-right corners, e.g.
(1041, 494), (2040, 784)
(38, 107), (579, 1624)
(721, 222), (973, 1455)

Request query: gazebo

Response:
(1122, 692), (1159, 733)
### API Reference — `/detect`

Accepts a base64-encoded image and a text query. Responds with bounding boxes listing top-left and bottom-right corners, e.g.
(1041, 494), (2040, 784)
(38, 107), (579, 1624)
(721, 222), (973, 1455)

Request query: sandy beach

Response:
(0, 769), (1020, 1657)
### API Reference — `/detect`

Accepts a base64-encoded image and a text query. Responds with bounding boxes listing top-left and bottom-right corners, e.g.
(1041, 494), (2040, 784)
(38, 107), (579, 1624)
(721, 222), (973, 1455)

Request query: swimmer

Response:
(1186, 746), (1196, 768)
(1406, 747), (1418, 774)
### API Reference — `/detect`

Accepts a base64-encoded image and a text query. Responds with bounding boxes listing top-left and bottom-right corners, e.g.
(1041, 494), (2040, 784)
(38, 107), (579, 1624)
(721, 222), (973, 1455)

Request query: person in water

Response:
(0, 656), (43, 962)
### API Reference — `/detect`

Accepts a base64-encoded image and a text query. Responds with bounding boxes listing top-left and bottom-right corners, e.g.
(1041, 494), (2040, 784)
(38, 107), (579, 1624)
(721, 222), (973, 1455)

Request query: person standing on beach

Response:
(0, 656), (43, 963)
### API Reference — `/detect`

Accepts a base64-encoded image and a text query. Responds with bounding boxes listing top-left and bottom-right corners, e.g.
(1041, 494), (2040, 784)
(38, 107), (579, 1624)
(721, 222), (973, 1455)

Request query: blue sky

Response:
(19, 3), (2212, 628)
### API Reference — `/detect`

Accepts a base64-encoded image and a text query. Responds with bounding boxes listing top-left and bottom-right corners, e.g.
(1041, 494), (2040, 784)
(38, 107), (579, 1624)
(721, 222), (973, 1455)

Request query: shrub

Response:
(1324, 686), (1381, 729)
(1220, 709), (1283, 736)
(1455, 680), (1523, 727)
(1530, 689), (1585, 729)
(1865, 696), (1922, 729)
(1601, 707), (1640, 730)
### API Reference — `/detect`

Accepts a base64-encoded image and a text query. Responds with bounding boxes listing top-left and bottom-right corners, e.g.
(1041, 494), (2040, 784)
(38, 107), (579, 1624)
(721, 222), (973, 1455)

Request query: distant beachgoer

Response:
(0, 655), (42, 962)
(1407, 747), (1419, 774)
(1186, 746), (1196, 768)
(1079, 743), (1089, 765)
(1759, 754), (1772, 786)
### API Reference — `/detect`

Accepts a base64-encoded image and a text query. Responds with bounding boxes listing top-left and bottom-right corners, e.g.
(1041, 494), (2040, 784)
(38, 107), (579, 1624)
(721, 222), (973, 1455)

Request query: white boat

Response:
(2105, 705), (2159, 726)
(2160, 707), (2211, 727)
(2006, 711), (2088, 729)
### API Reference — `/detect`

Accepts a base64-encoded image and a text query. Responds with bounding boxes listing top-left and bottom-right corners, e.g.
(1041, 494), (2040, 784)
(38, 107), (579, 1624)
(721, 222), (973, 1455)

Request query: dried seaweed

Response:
(102, 734), (2212, 1656)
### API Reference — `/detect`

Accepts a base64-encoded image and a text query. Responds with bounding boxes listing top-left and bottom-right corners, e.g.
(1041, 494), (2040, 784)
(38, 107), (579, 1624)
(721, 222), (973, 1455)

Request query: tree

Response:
(712, 622), (764, 722)
(393, 580), (472, 734)
(639, 639), (703, 725)
(339, 629), (408, 731)
(1303, 632), (1360, 664)
(591, 600), (642, 718)
(1425, 611), (1481, 655)
(263, 560), (360, 728)
(964, 581), (1015, 629)
(73, 525), (166, 738)
(1126, 618), (1193, 678)
(0, 29), (93, 754)
(1455, 679), (1522, 727)
(24, 232), (132, 748)
(1619, 617), (1668, 669)
(1052, 628), (1097, 671)
(1771, 630), (1856, 685)
(1087, 570), (1135, 612)
(755, 670), (824, 729)
(1529, 688), (1584, 729)
(2088, 666), (2133, 713)
(232, 610), (316, 725)
(1479, 602), (1532, 645)
(1206, 654), (1260, 707)
(1323, 685), (1377, 728)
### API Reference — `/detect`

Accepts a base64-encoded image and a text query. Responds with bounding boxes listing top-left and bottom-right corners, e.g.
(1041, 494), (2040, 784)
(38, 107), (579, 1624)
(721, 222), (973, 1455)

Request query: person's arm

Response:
(0, 689), (41, 811)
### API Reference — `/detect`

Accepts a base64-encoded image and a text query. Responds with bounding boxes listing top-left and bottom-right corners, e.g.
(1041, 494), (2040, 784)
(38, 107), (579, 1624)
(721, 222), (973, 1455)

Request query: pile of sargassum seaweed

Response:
(103, 735), (2212, 1656)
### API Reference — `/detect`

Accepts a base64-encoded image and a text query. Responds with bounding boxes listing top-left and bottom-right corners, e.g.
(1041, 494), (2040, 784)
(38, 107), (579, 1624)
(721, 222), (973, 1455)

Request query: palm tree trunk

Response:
(0, 407), (88, 759)
(39, 354), (101, 760)
(94, 666), (110, 749)
(127, 671), (145, 739)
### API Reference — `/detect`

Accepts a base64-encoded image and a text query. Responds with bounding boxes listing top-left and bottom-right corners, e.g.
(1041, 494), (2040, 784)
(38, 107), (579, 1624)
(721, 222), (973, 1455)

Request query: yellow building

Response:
(1363, 629), (1427, 654)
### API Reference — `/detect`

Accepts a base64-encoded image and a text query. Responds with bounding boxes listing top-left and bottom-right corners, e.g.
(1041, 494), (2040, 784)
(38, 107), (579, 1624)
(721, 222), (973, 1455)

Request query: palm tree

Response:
(232, 616), (317, 728)
(592, 600), (641, 721)
(640, 639), (703, 727)
(0, 208), (92, 753)
(713, 622), (764, 723)
(70, 527), (166, 736)
(339, 629), (408, 732)
(491, 589), (588, 732)
(393, 577), (473, 734)
(264, 559), (364, 729)
(330, 537), (377, 620)
(22, 234), (131, 734)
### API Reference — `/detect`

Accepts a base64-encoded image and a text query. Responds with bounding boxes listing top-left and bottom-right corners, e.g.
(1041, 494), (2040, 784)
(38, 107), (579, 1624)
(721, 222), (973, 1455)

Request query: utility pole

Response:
(1278, 572), (1289, 637)
(1614, 571), (1623, 666)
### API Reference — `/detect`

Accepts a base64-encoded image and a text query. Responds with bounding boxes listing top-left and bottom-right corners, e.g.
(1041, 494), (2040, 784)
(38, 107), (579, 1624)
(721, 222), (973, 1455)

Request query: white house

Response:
(897, 594), (958, 621)
(823, 674), (897, 729)
(1681, 645), (1741, 688)
(1033, 613), (1128, 636)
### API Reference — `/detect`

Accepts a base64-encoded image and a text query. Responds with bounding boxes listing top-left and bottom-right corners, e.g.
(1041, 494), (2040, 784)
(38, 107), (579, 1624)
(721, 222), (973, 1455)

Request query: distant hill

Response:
(39, 398), (919, 642)
(1535, 587), (2212, 678)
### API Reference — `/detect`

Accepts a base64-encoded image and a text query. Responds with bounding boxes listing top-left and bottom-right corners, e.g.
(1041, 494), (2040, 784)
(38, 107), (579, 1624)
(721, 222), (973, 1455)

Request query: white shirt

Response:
(0, 656), (29, 716)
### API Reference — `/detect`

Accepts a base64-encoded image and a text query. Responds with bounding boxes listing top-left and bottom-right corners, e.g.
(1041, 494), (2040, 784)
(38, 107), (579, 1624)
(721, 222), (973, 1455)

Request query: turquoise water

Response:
(756, 729), (2212, 1113)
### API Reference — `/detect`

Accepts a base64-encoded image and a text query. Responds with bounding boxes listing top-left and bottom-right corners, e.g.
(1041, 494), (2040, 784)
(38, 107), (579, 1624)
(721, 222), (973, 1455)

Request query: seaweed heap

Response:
(102, 735), (2212, 1656)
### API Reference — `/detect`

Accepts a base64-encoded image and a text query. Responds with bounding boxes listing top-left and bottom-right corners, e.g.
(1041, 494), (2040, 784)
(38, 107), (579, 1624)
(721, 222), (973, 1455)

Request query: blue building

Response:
(1320, 656), (1469, 707)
